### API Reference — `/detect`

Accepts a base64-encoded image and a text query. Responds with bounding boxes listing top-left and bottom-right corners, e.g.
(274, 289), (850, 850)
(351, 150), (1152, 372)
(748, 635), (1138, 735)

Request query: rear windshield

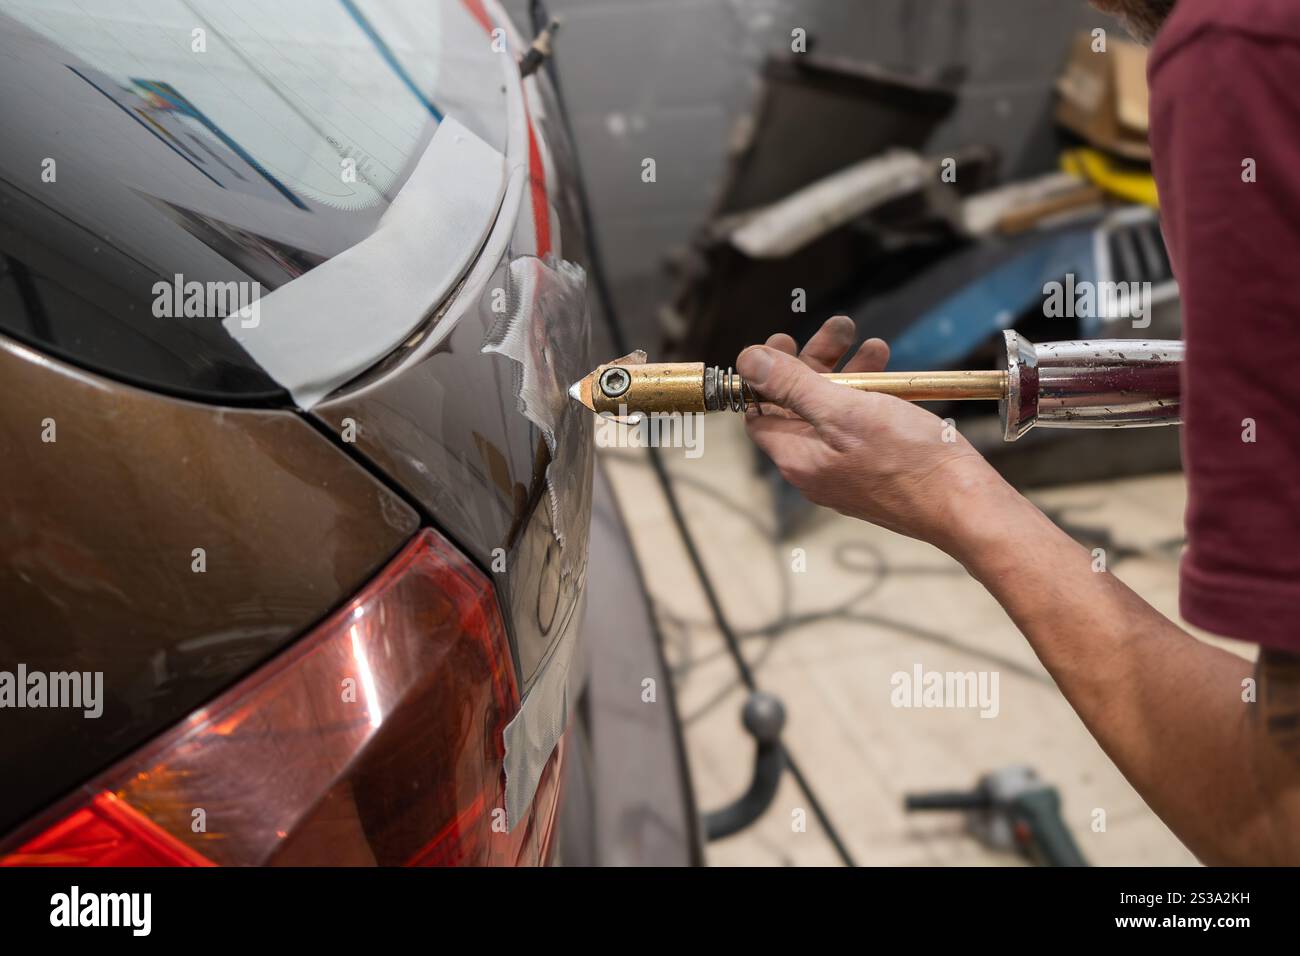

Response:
(0, 0), (506, 402)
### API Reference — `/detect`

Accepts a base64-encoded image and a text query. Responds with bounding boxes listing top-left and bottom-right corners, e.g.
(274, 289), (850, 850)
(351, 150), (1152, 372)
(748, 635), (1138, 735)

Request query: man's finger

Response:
(737, 345), (842, 428)
(766, 332), (798, 356)
(753, 334), (802, 416)
(841, 337), (890, 374)
(798, 315), (856, 372)
(745, 413), (822, 470)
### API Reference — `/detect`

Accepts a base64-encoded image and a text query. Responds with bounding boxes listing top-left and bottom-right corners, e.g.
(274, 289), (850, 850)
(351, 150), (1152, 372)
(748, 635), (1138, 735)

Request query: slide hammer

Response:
(570, 331), (1182, 441)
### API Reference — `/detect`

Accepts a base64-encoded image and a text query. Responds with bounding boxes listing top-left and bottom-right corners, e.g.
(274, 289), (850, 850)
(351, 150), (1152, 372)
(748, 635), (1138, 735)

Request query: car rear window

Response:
(0, 0), (507, 402)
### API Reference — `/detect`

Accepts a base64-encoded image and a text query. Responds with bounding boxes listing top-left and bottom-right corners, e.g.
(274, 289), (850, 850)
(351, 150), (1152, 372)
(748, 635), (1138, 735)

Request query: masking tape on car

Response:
(223, 116), (507, 408)
(482, 255), (592, 827)
(502, 592), (586, 830)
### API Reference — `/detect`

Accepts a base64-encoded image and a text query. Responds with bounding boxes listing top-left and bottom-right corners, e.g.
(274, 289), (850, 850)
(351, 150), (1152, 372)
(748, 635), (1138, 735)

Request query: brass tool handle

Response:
(582, 362), (1009, 415)
(818, 369), (1007, 402)
(575, 336), (1183, 444)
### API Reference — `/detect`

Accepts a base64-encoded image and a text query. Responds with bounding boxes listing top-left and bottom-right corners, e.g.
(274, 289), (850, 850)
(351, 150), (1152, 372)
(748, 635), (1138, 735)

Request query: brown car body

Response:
(0, 0), (698, 865)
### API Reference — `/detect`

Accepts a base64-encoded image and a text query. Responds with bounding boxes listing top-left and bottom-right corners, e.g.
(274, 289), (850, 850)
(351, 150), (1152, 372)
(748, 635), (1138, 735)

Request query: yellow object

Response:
(1060, 148), (1159, 209)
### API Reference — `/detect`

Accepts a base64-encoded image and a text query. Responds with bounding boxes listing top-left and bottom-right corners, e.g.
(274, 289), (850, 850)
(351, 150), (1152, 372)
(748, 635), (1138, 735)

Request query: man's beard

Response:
(1100, 0), (1179, 45)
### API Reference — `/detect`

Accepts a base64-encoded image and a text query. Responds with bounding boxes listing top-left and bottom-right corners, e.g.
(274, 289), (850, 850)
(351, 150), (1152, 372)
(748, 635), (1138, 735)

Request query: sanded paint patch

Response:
(481, 255), (589, 555)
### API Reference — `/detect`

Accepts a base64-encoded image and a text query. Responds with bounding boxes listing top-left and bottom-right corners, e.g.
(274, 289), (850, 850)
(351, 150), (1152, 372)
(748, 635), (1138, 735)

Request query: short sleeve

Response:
(1149, 29), (1300, 649)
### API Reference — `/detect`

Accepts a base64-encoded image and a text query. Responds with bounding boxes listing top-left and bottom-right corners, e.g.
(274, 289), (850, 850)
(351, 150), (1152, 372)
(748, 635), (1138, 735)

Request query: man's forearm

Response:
(735, 318), (1300, 862)
(946, 477), (1298, 864)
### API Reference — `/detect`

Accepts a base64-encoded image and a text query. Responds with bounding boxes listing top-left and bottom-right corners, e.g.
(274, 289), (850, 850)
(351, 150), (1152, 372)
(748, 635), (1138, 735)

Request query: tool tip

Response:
(570, 350), (645, 414)
(568, 374), (596, 411)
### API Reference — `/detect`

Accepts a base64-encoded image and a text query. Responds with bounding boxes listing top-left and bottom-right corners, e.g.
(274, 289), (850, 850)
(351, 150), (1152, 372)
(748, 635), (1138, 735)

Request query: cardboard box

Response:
(1055, 32), (1151, 162)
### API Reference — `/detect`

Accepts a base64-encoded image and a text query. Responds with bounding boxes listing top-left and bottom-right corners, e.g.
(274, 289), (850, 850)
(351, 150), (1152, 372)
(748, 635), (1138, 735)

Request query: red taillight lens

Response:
(2, 793), (215, 867)
(2, 529), (564, 867)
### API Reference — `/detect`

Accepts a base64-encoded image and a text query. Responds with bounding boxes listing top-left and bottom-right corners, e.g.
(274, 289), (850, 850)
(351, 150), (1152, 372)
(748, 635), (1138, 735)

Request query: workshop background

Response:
(508, 0), (1249, 865)
(508, 0), (1120, 338)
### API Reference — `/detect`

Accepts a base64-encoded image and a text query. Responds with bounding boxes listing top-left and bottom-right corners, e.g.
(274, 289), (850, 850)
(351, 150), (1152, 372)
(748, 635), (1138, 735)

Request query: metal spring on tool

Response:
(705, 365), (751, 412)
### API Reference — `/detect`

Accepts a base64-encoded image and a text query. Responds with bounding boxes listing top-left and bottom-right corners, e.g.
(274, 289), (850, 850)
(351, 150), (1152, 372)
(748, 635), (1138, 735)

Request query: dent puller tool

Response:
(570, 331), (1182, 442)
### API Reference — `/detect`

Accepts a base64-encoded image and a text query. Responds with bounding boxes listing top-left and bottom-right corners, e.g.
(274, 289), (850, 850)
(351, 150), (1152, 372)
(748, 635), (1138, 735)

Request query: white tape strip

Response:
(224, 116), (507, 408)
(502, 593), (586, 829)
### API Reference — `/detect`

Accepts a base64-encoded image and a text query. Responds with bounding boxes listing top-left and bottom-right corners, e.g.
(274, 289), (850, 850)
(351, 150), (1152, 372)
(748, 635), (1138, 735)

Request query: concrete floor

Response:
(600, 415), (1254, 866)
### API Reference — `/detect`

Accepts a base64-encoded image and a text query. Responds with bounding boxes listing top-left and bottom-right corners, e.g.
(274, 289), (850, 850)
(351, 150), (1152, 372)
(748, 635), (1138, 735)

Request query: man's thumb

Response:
(737, 346), (838, 423)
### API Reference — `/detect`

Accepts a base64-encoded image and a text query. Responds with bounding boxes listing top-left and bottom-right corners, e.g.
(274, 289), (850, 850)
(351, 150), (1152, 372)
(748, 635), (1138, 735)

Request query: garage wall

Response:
(502, 0), (1124, 343)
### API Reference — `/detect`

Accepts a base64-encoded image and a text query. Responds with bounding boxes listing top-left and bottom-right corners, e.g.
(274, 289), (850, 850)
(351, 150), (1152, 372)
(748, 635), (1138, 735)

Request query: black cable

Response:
(600, 451), (1043, 721)
(647, 446), (859, 866)
(532, 0), (859, 866)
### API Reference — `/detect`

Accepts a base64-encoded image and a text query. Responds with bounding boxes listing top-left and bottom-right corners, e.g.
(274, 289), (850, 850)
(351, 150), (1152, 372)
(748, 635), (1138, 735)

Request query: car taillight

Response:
(1, 529), (564, 867)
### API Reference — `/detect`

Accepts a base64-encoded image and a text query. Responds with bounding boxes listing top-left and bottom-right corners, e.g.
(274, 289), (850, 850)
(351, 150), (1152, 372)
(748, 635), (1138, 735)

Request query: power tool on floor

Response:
(905, 766), (1088, 867)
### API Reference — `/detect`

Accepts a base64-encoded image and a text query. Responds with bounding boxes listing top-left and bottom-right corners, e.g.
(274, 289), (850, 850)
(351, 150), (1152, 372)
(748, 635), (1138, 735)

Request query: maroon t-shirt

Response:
(1148, 0), (1300, 650)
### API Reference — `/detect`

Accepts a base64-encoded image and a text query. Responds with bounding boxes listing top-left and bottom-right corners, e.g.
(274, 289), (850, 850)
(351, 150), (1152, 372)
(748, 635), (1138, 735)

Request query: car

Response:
(0, 0), (698, 867)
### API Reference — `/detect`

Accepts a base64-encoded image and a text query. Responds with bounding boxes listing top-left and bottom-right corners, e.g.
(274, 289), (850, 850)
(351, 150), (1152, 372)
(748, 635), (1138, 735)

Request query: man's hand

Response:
(737, 315), (1011, 553)
(739, 320), (1300, 864)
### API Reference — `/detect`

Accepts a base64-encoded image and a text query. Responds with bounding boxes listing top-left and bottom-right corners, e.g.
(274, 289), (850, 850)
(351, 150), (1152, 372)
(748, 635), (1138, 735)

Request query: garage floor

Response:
(600, 415), (1253, 866)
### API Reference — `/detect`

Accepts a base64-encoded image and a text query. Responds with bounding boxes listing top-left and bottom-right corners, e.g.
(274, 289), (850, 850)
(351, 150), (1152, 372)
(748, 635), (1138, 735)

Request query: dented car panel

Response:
(314, 251), (594, 689)
(0, 0), (697, 866)
(310, 22), (599, 816)
(313, 4), (595, 693)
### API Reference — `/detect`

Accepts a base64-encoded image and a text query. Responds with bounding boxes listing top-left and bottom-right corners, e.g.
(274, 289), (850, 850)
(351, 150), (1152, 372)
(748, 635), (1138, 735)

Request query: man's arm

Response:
(737, 319), (1300, 865)
(957, 477), (1300, 865)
